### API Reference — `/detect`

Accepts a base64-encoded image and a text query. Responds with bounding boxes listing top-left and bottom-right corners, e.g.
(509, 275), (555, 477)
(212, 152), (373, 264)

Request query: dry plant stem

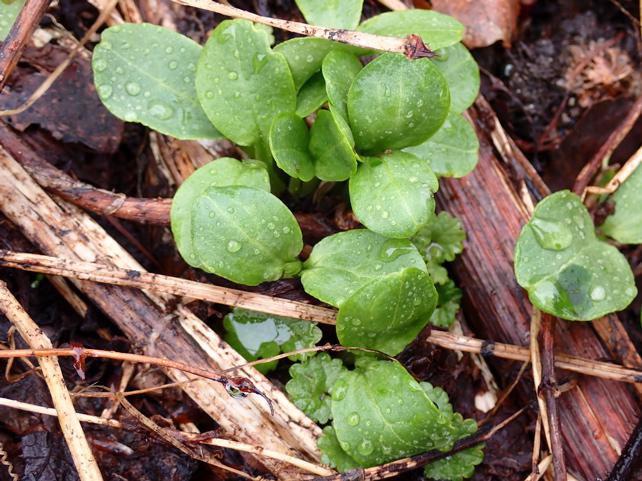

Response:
(0, 0), (119, 117)
(573, 95), (642, 195)
(0, 283), (104, 481)
(539, 314), (567, 481)
(530, 310), (553, 462)
(605, 415), (642, 481)
(170, 0), (434, 58)
(584, 144), (642, 201)
(376, 0), (408, 10)
(525, 455), (552, 481)
(0, 0), (50, 91)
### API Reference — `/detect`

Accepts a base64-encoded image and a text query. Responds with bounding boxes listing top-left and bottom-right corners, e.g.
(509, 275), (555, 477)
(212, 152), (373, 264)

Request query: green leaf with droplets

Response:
(286, 353), (347, 424)
(296, 72), (327, 117)
(347, 53), (450, 154)
(0, 0), (24, 40)
(322, 50), (362, 119)
(431, 43), (480, 113)
(171, 158), (270, 268)
(350, 151), (439, 239)
(195, 19), (296, 146)
(601, 163), (642, 244)
(295, 0), (363, 29)
(274, 38), (336, 90)
(514, 190), (637, 320)
(404, 112), (479, 178)
(224, 308), (322, 374)
(357, 10), (464, 51)
(411, 211), (466, 266)
(301, 229), (427, 308)
(309, 108), (358, 181)
(92, 23), (220, 140)
(430, 280), (462, 329)
(269, 112), (315, 181)
(185, 186), (303, 285)
(336, 267), (437, 355)
(318, 426), (361, 472)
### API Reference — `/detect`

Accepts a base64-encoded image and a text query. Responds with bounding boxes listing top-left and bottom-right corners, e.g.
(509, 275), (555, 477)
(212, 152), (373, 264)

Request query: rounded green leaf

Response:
(0, 0), (24, 41)
(171, 158), (270, 268)
(337, 268), (437, 355)
(188, 186), (303, 285)
(269, 113), (315, 181)
(195, 19), (296, 146)
(347, 54), (450, 153)
(431, 43), (480, 113)
(295, 0), (363, 29)
(358, 10), (464, 51)
(514, 190), (637, 320)
(301, 229), (427, 307)
(322, 50), (363, 119)
(309, 108), (358, 181)
(92, 23), (220, 140)
(296, 72), (328, 117)
(601, 163), (642, 244)
(274, 38), (336, 90)
(350, 152), (439, 238)
(404, 112), (479, 178)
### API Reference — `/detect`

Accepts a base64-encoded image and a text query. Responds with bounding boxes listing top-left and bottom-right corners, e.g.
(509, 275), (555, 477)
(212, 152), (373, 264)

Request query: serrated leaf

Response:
(274, 38), (336, 90)
(430, 280), (462, 329)
(224, 308), (322, 374)
(319, 426), (361, 472)
(404, 112), (479, 178)
(358, 10), (464, 51)
(92, 23), (220, 140)
(432, 43), (480, 113)
(171, 158), (270, 268)
(296, 72), (327, 117)
(322, 50), (362, 119)
(286, 353), (347, 423)
(302, 229), (427, 308)
(295, 0), (363, 29)
(309, 108), (358, 181)
(196, 19), (295, 146)
(188, 186), (303, 285)
(515, 190), (637, 320)
(601, 163), (642, 244)
(337, 268), (437, 355)
(0, 0), (24, 41)
(269, 112), (315, 181)
(347, 53), (450, 154)
(412, 211), (466, 266)
(350, 151), (439, 239)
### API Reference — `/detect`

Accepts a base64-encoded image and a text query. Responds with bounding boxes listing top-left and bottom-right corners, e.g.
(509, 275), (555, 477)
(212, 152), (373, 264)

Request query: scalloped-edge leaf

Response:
(411, 211), (466, 266)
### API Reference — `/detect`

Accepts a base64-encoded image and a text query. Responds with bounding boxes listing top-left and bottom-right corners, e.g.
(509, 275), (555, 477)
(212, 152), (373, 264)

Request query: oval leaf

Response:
(196, 19), (296, 146)
(269, 112), (315, 181)
(347, 54), (450, 153)
(358, 10), (464, 51)
(301, 229), (427, 307)
(309, 108), (358, 181)
(0, 0), (24, 40)
(601, 163), (642, 244)
(92, 23), (220, 140)
(322, 49), (363, 119)
(274, 37), (336, 90)
(296, 72), (328, 117)
(350, 151), (438, 238)
(337, 268), (437, 355)
(404, 112), (479, 178)
(514, 190), (637, 320)
(295, 0), (363, 29)
(431, 43), (480, 113)
(188, 186), (303, 285)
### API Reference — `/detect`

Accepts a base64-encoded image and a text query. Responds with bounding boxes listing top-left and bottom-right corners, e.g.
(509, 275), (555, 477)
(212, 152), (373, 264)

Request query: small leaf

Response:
(302, 229), (427, 308)
(0, 0), (24, 40)
(347, 54), (450, 153)
(295, 0), (363, 29)
(224, 308), (322, 374)
(411, 211), (466, 266)
(431, 43), (480, 113)
(336, 268), (437, 355)
(189, 186), (303, 286)
(196, 19), (296, 146)
(269, 113), (315, 181)
(350, 151), (438, 238)
(319, 426), (361, 472)
(430, 280), (462, 329)
(358, 10), (464, 51)
(92, 23), (220, 140)
(322, 50), (363, 119)
(309, 108), (358, 181)
(514, 190), (637, 320)
(171, 158), (270, 268)
(274, 38), (336, 90)
(296, 72), (327, 117)
(601, 163), (642, 244)
(404, 112), (479, 178)
(286, 353), (347, 424)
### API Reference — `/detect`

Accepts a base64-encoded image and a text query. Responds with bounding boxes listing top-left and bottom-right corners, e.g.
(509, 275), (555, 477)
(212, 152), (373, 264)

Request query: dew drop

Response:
(149, 101), (174, 120)
(228, 71), (238, 80)
(530, 217), (573, 251)
(358, 440), (374, 456)
(348, 413), (360, 426)
(226, 240), (241, 253)
(590, 286), (606, 301)
(205, 90), (215, 99)
(97, 84), (113, 99)
(94, 59), (107, 72)
(168, 60), (178, 70)
(165, 46), (174, 54)
(332, 381), (347, 401)
(125, 81), (141, 96)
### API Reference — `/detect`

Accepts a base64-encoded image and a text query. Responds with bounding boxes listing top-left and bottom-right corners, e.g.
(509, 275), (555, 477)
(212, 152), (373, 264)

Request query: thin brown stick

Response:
(584, 144), (642, 200)
(530, 310), (552, 466)
(0, 0), (50, 91)
(0, 282), (104, 481)
(539, 313), (566, 481)
(573, 95), (642, 195)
